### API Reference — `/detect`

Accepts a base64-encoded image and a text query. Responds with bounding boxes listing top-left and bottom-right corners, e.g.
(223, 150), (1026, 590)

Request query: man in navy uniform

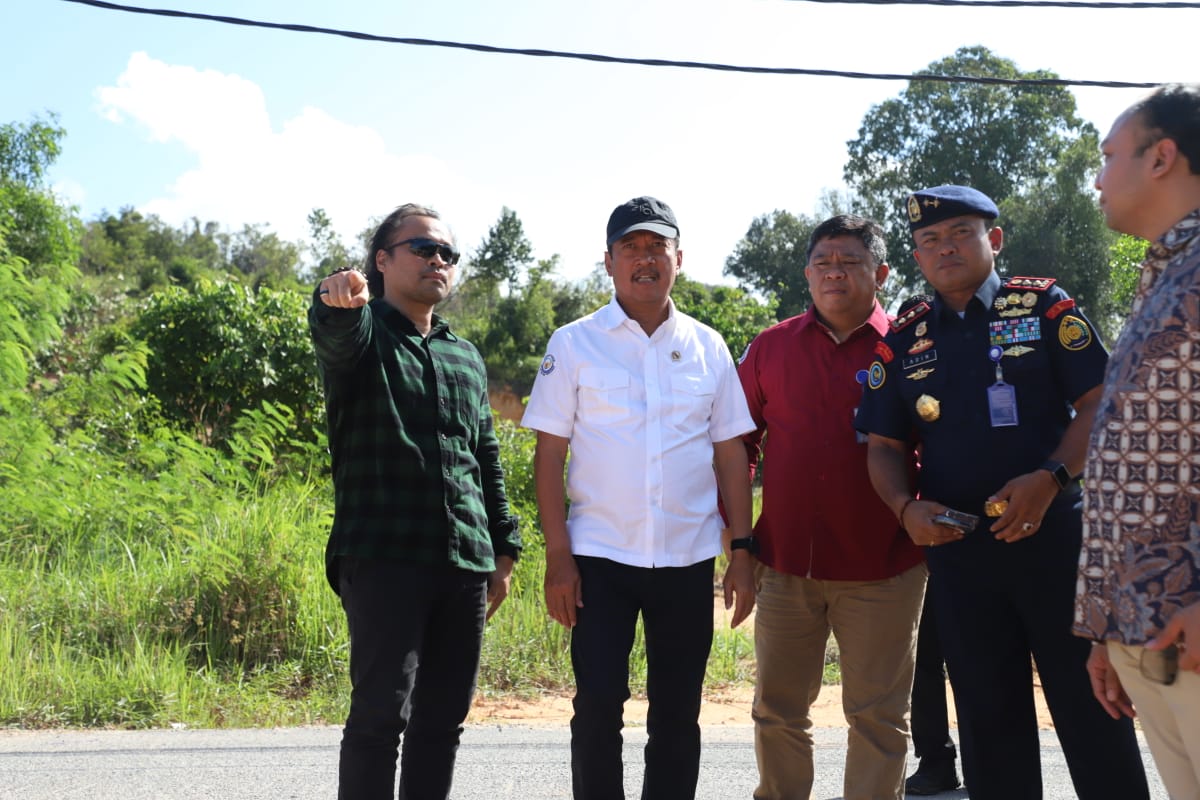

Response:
(854, 185), (1149, 799)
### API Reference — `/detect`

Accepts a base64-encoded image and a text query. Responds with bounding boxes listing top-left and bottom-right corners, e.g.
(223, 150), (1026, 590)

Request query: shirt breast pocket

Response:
(668, 373), (717, 430)
(577, 367), (632, 425)
(1000, 344), (1050, 384)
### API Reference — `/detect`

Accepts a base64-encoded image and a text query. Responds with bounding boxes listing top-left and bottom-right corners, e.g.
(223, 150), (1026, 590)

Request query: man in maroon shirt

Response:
(738, 214), (925, 800)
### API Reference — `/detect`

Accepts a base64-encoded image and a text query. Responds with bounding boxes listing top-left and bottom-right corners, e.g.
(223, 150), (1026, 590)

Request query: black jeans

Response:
(929, 510), (1149, 800)
(569, 556), (715, 800)
(910, 583), (957, 763)
(336, 556), (488, 800)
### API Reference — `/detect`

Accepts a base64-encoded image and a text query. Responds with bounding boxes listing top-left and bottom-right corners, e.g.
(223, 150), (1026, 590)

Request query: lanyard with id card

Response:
(987, 344), (1018, 427)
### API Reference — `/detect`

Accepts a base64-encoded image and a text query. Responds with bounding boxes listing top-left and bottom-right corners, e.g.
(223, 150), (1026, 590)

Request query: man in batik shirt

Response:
(1076, 83), (1200, 799)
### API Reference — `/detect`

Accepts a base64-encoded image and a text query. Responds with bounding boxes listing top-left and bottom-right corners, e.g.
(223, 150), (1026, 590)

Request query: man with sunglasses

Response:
(1077, 83), (1200, 799)
(310, 203), (522, 799)
(522, 196), (756, 800)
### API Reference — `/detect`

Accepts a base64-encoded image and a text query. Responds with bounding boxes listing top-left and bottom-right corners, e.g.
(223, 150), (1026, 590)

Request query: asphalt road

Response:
(0, 724), (1166, 799)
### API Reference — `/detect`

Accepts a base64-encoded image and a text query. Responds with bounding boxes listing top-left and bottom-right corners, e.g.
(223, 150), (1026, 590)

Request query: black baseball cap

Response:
(606, 196), (679, 247)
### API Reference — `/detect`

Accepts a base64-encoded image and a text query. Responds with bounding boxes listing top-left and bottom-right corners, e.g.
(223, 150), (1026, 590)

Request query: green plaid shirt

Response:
(309, 293), (520, 587)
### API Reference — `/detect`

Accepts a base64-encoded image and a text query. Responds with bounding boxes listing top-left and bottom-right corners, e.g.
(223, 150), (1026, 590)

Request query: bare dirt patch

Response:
(468, 682), (1054, 729)
(469, 596), (1055, 729)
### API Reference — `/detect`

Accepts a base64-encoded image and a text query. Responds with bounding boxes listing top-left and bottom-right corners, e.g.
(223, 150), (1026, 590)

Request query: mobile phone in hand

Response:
(932, 508), (980, 532)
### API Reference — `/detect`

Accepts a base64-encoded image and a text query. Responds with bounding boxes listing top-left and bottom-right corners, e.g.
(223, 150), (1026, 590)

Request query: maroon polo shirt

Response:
(738, 303), (922, 581)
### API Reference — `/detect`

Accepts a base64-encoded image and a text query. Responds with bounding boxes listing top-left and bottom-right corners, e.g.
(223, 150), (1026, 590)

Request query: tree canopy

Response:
(471, 206), (534, 293)
(845, 47), (1089, 210)
(839, 47), (1114, 328)
(0, 115), (79, 399)
(723, 209), (817, 322)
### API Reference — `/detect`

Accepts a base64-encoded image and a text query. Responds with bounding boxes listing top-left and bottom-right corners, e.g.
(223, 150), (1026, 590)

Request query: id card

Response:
(987, 382), (1019, 427)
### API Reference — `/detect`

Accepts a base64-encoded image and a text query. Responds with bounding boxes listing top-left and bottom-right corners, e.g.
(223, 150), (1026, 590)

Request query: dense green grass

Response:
(0, 414), (773, 729)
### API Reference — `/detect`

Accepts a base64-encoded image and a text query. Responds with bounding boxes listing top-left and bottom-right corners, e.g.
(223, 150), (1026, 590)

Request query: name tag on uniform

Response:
(902, 351), (937, 371)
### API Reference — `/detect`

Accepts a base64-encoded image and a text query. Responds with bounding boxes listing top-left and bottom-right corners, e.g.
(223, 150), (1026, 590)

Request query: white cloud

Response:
(93, 52), (505, 262)
(52, 178), (87, 211)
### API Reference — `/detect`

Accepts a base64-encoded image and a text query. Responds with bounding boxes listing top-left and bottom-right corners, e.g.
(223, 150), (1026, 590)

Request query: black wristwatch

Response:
(1040, 460), (1072, 491)
(730, 536), (758, 555)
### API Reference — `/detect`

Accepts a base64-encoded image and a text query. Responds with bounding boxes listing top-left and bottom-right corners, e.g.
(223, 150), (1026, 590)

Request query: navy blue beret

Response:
(906, 185), (999, 232)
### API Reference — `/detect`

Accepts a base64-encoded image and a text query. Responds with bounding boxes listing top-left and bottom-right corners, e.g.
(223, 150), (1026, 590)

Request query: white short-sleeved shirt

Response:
(521, 296), (755, 568)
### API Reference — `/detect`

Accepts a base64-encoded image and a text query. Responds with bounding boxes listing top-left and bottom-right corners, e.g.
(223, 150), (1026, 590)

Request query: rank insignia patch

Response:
(1004, 276), (1057, 291)
(890, 301), (931, 332)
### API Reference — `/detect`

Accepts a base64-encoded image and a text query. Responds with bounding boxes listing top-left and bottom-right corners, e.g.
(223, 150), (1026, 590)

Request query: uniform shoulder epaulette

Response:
(1002, 276), (1056, 291)
(889, 300), (931, 333)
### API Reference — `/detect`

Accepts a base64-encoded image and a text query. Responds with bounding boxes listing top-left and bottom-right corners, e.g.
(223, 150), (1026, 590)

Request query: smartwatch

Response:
(1040, 460), (1072, 491)
(730, 536), (758, 555)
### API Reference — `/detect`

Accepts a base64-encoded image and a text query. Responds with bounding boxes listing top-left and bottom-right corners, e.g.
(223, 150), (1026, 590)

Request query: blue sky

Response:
(1, 1), (1192, 285)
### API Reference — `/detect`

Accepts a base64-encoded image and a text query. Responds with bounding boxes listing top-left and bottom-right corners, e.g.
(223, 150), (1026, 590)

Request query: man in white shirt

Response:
(522, 196), (757, 800)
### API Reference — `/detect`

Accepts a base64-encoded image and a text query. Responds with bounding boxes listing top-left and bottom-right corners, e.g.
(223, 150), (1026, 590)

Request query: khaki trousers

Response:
(752, 563), (926, 800)
(1109, 640), (1200, 800)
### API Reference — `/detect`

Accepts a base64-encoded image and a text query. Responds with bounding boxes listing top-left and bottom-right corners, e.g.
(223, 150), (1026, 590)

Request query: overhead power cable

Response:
(787, 0), (1200, 7)
(61, 0), (1165, 89)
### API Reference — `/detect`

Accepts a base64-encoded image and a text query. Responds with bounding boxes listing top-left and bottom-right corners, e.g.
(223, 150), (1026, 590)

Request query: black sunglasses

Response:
(385, 237), (461, 265)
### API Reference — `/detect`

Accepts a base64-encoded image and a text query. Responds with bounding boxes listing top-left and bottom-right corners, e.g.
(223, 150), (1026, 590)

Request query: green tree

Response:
(476, 258), (560, 391)
(549, 264), (609, 327)
(999, 134), (1120, 340)
(843, 46), (1100, 299)
(0, 114), (81, 271)
(83, 208), (190, 292)
(723, 209), (817, 321)
(672, 275), (777, 359)
(0, 115), (80, 398)
(306, 207), (353, 280)
(1106, 233), (1148, 329)
(472, 207), (534, 294)
(228, 223), (302, 291)
(131, 280), (320, 446)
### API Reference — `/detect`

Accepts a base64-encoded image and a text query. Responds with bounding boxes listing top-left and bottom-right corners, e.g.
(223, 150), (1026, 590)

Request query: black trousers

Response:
(336, 556), (488, 800)
(569, 556), (715, 800)
(928, 511), (1149, 800)
(910, 581), (957, 763)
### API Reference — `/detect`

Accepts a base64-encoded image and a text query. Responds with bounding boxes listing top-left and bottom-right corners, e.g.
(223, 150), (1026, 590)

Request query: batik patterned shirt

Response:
(1075, 208), (1200, 644)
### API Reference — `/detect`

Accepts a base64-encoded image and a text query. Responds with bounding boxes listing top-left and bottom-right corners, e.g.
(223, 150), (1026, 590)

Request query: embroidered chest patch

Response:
(988, 317), (1041, 346)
